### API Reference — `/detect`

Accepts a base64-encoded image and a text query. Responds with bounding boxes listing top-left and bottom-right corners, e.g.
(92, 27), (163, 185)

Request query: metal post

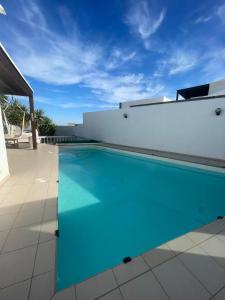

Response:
(176, 91), (179, 101)
(29, 94), (37, 150)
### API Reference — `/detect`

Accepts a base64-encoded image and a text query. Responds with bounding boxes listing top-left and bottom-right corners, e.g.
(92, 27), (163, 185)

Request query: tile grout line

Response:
(27, 178), (51, 300)
(0, 183), (34, 255)
(212, 285), (225, 299)
(176, 253), (213, 296)
(151, 269), (172, 300)
(2, 145), (225, 299)
(198, 242), (225, 271)
(57, 224), (225, 300)
(187, 226), (225, 247)
(48, 151), (59, 298)
(111, 268), (125, 300)
(0, 269), (54, 292)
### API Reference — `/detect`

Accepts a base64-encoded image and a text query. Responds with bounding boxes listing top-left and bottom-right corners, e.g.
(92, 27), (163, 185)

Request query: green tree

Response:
(0, 94), (8, 106)
(0, 96), (30, 127)
(37, 115), (56, 136)
(0, 95), (56, 136)
(34, 108), (45, 128)
(34, 108), (56, 136)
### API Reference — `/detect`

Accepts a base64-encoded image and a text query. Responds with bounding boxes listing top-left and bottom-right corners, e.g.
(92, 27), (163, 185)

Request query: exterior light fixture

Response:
(215, 108), (222, 116)
(123, 113), (128, 119)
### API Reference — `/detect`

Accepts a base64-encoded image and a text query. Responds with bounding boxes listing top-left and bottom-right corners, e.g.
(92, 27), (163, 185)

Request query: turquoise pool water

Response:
(57, 147), (225, 290)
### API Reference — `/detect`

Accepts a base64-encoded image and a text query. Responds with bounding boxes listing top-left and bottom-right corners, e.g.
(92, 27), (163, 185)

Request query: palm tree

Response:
(1, 97), (30, 127)
(1, 95), (56, 135)
(35, 109), (45, 127)
(35, 108), (56, 136)
(0, 94), (8, 107)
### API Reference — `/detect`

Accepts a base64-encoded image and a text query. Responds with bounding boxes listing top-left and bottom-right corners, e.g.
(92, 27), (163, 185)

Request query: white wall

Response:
(209, 78), (225, 96)
(55, 125), (76, 136)
(0, 108), (9, 184)
(75, 124), (85, 137)
(76, 98), (225, 160)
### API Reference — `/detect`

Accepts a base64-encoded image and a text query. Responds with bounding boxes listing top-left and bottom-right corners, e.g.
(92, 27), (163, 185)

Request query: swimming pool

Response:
(57, 146), (225, 290)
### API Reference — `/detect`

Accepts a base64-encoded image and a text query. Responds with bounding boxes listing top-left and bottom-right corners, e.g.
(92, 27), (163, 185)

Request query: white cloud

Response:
(6, 0), (101, 85)
(83, 72), (164, 102)
(2, 0), (166, 104)
(202, 48), (225, 81)
(98, 104), (118, 109)
(168, 50), (198, 75)
(59, 102), (94, 109)
(36, 97), (118, 110)
(35, 96), (53, 105)
(106, 48), (136, 70)
(125, 1), (165, 42)
(154, 49), (199, 77)
(195, 15), (212, 24)
(217, 4), (225, 23)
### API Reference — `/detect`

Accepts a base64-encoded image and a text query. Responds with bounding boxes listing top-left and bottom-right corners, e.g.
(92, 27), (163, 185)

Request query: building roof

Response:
(0, 43), (33, 96)
(177, 84), (209, 100)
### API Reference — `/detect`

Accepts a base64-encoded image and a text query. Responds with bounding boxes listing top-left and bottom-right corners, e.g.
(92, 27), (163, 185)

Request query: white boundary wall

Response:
(55, 125), (76, 136)
(76, 98), (225, 160)
(0, 108), (9, 184)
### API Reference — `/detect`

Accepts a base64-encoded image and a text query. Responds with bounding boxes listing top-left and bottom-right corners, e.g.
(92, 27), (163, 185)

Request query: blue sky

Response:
(0, 0), (225, 124)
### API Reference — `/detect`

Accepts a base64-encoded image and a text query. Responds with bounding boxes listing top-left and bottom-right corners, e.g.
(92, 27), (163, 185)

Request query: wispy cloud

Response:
(217, 4), (225, 24)
(83, 72), (164, 102)
(7, 0), (101, 85)
(194, 4), (225, 25)
(36, 96), (118, 110)
(202, 48), (225, 81)
(167, 50), (199, 75)
(106, 48), (136, 70)
(125, 1), (165, 40)
(194, 15), (212, 24)
(59, 102), (94, 109)
(35, 96), (53, 105)
(2, 0), (166, 103)
(154, 49), (199, 77)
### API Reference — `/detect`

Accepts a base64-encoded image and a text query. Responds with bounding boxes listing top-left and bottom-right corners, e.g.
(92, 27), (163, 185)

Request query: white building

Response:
(76, 79), (225, 161)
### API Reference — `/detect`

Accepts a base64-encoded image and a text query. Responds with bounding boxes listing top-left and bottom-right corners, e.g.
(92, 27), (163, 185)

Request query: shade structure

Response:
(176, 84), (209, 100)
(0, 43), (37, 149)
(0, 43), (33, 96)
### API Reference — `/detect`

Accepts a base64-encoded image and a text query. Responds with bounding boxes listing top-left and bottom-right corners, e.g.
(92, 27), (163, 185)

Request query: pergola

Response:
(0, 43), (37, 149)
(176, 83), (210, 101)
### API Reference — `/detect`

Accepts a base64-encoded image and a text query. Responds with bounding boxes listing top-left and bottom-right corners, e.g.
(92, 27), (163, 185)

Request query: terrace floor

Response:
(0, 144), (225, 300)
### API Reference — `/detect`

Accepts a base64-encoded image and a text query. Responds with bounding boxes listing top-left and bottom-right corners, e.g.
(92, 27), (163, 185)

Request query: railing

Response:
(39, 136), (77, 144)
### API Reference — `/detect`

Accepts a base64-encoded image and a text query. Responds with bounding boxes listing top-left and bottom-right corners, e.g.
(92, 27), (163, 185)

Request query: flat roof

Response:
(0, 43), (33, 96)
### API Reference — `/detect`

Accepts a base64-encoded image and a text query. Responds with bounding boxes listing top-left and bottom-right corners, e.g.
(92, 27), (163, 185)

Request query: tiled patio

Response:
(0, 144), (225, 300)
(0, 144), (58, 300)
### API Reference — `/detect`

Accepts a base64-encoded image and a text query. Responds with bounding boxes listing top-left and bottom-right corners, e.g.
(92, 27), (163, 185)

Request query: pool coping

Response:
(59, 143), (225, 174)
(53, 144), (225, 299)
(58, 142), (225, 168)
(1, 144), (225, 299)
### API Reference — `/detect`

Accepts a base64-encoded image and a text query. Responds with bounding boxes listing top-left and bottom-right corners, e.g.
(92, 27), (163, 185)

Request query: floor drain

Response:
(123, 257), (132, 264)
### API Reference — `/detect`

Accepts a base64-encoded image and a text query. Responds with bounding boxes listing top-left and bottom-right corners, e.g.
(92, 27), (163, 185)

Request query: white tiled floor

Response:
(0, 145), (58, 299)
(113, 256), (149, 285)
(0, 144), (225, 300)
(142, 243), (175, 268)
(76, 270), (117, 300)
(120, 271), (169, 300)
(153, 256), (211, 300)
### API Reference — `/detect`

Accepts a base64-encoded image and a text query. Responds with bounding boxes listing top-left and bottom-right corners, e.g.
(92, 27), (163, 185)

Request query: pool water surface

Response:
(57, 147), (225, 290)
